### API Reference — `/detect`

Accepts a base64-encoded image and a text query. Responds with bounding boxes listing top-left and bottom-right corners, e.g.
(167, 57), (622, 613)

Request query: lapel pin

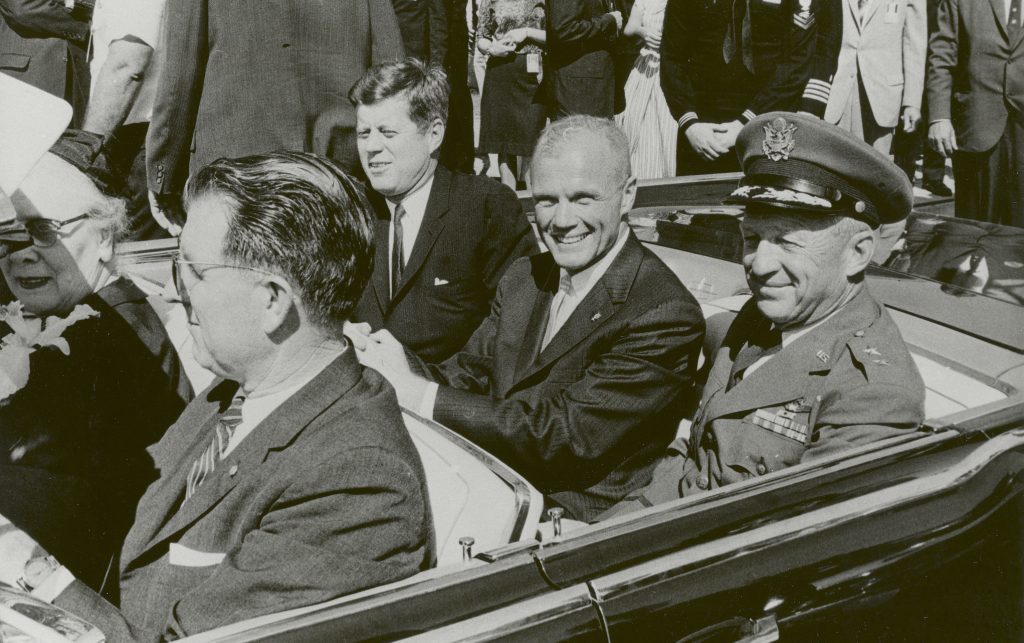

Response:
(229, 464), (239, 477)
(591, 312), (602, 322)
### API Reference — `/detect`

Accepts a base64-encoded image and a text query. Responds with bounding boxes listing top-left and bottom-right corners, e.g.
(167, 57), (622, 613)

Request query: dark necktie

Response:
(723, 0), (754, 73)
(185, 394), (245, 500)
(1010, 0), (1021, 34)
(728, 325), (782, 389)
(391, 204), (406, 299)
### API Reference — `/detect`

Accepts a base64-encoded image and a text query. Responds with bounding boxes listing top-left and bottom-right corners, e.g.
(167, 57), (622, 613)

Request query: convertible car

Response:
(120, 174), (1024, 642)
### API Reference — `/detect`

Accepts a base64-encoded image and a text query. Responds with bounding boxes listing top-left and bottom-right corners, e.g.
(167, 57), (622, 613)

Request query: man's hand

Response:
(148, 191), (185, 236)
(901, 107), (921, 133)
(685, 123), (731, 161)
(343, 321), (373, 351)
(609, 10), (623, 32)
(0, 515), (45, 586)
(928, 119), (958, 157)
(356, 330), (429, 409)
(716, 120), (743, 149)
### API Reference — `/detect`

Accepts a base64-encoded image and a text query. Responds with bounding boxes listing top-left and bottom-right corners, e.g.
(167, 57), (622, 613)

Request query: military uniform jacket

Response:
(605, 289), (924, 516)
(661, 0), (840, 129)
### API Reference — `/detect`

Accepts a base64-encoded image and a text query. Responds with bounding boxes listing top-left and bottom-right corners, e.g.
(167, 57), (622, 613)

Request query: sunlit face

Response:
(530, 135), (636, 274)
(1, 156), (113, 316)
(356, 95), (444, 202)
(177, 194), (267, 380)
(740, 213), (860, 329)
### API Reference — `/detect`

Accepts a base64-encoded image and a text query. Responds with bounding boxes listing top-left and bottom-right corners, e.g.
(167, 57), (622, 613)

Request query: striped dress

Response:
(615, 0), (676, 179)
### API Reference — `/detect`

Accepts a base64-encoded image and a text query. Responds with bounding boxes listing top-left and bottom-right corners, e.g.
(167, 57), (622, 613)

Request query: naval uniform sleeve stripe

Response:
(803, 88), (831, 101)
(740, 109), (756, 124)
(806, 79), (831, 90)
(678, 112), (698, 128)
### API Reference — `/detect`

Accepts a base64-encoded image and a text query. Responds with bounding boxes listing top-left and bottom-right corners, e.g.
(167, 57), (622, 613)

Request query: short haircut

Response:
(184, 151), (376, 335)
(532, 115), (632, 184)
(348, 57), (449, 130)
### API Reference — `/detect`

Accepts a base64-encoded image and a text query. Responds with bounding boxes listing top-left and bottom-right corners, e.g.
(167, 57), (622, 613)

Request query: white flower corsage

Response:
(0, 301), (100, 401)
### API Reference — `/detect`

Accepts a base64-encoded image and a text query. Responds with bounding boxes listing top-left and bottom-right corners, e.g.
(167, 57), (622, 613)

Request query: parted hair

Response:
(184, 151), (376, 334)
(532, 115), (632, 185)
(348, 57), (449, 130)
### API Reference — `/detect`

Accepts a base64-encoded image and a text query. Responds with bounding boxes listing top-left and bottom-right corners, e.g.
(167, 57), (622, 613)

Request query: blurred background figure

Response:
(615, 0), (675, 178)
(545, 0), (623, 118)
(891, 0), (951, 197)
(0, 133), (189, 592)
(824, 0), (925, 156)
(83, 0), (167, 241)
(145, 0), (404, 234)
(927, 0), (1024, 228)
(0, 0), (92, 126)
(476, 0), (547, 189)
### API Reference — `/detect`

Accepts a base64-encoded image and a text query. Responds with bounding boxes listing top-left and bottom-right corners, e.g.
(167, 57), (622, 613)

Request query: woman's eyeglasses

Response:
(0, 214), (92, 254)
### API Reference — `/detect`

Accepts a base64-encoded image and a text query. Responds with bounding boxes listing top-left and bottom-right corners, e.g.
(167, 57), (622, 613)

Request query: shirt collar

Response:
(239, 340), (348, 428)
(387, 172), (435, 222)
(558, 223), (631, 298)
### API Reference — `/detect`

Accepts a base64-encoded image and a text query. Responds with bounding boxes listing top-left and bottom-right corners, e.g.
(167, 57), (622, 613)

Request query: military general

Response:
(605, 112), (926, 516)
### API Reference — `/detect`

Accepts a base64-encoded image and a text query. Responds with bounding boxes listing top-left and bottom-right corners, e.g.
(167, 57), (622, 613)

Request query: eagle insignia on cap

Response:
(763, 118), (797, 162)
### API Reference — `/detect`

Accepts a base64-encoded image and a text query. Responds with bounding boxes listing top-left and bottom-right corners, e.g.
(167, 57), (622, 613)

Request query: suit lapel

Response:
(861, 0), (884, 28)
(516, 234), (643, 385)
(391, 166), (451, 306)
(371, 219), (391, 313)
(128, 353), (363, 564)
(988, 0), (1010, 41)
(707, 291), (881, 420)
(846, 0), (863, 32)
(513, 258), (559, 383)
(121, 381), (238, 565)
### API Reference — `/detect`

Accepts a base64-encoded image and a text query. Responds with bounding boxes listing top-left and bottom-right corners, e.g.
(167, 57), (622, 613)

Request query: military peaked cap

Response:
(724, 112), (914, 227)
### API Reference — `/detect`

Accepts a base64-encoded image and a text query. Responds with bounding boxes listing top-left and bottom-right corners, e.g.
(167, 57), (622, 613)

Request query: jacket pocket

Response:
(0, 54), (30, 72)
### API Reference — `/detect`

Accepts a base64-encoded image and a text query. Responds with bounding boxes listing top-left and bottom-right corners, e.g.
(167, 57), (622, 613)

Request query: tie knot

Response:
(394, 203), (406, 220)
(221, 395), (246, 430)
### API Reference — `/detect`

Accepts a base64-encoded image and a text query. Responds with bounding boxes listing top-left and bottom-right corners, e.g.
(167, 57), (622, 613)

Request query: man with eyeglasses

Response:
(0, 151), (434, 642)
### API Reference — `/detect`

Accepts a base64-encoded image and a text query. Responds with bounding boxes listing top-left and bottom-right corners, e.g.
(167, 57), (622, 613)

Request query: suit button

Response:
(696, 476), (709, 490)
(756, 462), (768, 475)
(229, 464), (239, 477)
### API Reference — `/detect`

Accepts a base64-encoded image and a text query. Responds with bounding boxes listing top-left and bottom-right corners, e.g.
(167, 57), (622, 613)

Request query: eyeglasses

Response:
(171, 255), (280, 325)
(0, 214), (92, 255)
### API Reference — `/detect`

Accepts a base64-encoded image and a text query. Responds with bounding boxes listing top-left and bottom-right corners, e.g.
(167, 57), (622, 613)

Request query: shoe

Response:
(922, 180), (953, 197)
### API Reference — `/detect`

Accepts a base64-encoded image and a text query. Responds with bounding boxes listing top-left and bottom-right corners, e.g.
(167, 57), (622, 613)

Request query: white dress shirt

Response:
(418, 224), (632, 419)
(387, 173), (435, 287)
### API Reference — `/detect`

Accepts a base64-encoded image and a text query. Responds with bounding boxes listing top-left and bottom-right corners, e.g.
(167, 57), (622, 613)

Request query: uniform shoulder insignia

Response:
(793, 0), (815, 29)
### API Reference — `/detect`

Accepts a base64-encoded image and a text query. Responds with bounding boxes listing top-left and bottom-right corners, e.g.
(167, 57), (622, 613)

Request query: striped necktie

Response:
(541, 272), (575, 350)
(185, 394), (245, 500)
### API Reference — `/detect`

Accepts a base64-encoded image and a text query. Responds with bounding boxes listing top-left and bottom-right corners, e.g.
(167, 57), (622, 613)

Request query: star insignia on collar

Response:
(816, 350), (829, 363)
(863, 347), (881, 356)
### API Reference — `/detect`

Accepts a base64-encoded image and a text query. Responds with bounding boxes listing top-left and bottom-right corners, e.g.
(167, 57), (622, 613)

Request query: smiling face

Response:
(1, 155), (114, 316)
(356, 94), (444, 202)
(530, 133), (636, 274)
(740, 212), (873, 329)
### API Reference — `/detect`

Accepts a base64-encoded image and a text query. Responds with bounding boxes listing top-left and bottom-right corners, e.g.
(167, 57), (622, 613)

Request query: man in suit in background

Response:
(546, 0), (624, 118)
(927, 0), (1024, 227)
(824, 0), (926, 154)
(354, 116), (705, 522)
(390, 0), (448, 63)
(606, 113), (925, 517)
(0, 151), (434, 642)
(145, 0), (405, 234)
(0, 0), (92, 125)
(349, 59), (535, 362)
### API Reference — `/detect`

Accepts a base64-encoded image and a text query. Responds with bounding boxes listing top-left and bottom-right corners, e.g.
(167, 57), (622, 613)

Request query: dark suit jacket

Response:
(390, 0), (448, 62)
(414, 234), (705, 521)
(0, 0), (92, 125)
(546, 0), (622, 117)
(607, 289), (925, 516)
(55, 350), (434, 643)
(146, 0), (404, 195)
(0, 278), (190, 589)
(353, 166), (535, 362)
(927, 0), (1024, 152)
